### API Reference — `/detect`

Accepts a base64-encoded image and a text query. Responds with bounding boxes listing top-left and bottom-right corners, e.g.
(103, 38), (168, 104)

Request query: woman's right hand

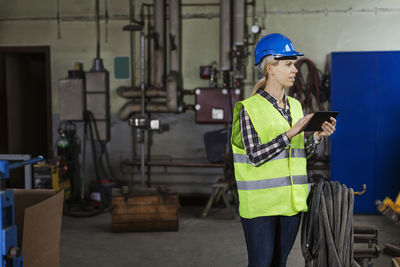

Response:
(286, 114), (314, 139)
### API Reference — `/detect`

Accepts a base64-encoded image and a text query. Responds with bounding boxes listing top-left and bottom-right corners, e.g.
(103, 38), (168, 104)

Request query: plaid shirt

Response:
(239, 89), (320, 167)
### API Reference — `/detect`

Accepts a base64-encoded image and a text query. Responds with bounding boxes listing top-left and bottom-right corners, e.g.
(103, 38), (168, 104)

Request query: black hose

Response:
(302, 181), (355, 267)
(323, 182), (334, 233)
(63, 110), (113, 218)
(86, 111), (101, 182)
(338, 184), (348, 260)
(333, 182), (342, 253)
(320, 193), (342, 266)
(301, 182), (324, 264)
(318, 209), (327, 267)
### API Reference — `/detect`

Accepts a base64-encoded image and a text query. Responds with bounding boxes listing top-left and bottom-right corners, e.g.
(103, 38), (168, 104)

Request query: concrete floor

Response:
(60, 206), (400, 267)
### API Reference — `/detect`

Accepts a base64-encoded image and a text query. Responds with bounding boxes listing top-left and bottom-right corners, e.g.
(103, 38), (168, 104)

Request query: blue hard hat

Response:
(254, 33), (304, 65)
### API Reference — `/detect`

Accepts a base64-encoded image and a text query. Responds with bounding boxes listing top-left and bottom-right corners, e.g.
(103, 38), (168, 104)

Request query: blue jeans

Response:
(241, 214), (301, 267)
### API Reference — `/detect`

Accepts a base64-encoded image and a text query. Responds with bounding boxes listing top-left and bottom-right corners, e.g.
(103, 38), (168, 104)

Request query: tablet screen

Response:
(303, 111), (339, 132)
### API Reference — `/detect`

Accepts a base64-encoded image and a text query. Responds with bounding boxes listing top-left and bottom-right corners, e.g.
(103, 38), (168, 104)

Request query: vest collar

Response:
(255, 93), (293, 128)
(257, 88), (289, 111)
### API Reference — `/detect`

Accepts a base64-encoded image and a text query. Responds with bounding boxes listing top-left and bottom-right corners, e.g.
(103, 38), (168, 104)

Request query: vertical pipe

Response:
(251, 1), (256, 84)
(129, 0), (135, 87)
(169, 0), (181, 73)
(146, 6), (152, 87)
(233, 0), (245, 46)
(140, 33), (145, 118)
(140, 28), (146, 187)
(146, 118), (152, 187)
(219, 0), (231, 71)
(141, 138), (145, 186)
(95, 0), (100, 58)
(129, 0), (136, 186)
(154, 0), (165, 87)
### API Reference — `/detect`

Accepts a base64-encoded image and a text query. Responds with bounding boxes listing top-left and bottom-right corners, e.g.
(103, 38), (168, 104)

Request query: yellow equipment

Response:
(33, 163), (71, 200)
(376, 192), (400, 227)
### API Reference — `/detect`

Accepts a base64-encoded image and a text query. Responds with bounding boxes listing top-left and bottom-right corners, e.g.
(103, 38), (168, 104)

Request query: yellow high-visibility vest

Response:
(231, 93), (309, 219)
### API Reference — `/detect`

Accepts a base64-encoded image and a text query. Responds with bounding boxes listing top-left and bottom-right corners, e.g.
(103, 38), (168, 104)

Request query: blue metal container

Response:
(331, 51), (400, 213)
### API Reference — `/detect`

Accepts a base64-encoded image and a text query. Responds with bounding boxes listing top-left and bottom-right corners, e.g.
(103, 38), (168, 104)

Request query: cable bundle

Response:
(289, 58), (322, 113)
(301, 181), (355, 267)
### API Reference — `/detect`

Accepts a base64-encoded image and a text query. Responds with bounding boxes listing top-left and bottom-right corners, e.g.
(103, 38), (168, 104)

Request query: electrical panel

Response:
(194, 88), (242, 124)
(59, 78), (84, 121)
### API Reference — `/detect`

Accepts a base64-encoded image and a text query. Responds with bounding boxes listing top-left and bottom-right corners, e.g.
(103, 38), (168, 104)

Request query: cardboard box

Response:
(13, 189), (64, 267)
(393, 257), (400, 267)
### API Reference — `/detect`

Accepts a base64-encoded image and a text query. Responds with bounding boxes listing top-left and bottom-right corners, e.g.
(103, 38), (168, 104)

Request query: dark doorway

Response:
(0, 47), (52, 187)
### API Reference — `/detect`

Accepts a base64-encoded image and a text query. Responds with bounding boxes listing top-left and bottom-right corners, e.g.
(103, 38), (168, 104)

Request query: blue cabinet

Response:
(331, 51), (400, 213)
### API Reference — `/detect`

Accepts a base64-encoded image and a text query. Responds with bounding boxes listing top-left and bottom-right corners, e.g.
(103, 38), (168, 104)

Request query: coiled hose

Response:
(301, 181), (356, 267)
(289, 58), (321, 113)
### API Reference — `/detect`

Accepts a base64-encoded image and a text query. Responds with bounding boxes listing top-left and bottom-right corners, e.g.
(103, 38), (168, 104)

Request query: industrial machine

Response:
(0, 156), (44, 267)
(115, 0), (258, 187)
(57, 0), (260, 222)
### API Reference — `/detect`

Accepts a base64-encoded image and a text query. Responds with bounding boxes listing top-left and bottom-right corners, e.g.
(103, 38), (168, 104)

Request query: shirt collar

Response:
(257, 88), (288, 106)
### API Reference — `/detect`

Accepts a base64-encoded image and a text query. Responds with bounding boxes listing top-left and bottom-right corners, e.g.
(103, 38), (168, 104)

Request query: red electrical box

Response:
(194, 87), (242, 123)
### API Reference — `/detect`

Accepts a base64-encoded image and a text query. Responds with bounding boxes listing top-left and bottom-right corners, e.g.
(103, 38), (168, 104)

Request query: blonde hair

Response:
(249, 55), (279, 97)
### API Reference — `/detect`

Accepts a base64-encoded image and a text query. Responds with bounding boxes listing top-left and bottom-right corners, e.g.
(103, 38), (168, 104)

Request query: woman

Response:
(231, 33), (336, 267)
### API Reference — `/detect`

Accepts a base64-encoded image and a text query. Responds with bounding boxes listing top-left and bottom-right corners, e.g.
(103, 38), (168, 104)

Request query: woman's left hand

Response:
(315, 117), (336, 141)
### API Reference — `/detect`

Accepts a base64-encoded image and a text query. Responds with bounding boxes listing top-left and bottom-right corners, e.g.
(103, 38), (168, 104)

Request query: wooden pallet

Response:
(111, 190), (179, 232)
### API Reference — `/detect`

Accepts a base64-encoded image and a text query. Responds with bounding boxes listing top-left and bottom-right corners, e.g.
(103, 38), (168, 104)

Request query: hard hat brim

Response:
(254, 52), (304, 65)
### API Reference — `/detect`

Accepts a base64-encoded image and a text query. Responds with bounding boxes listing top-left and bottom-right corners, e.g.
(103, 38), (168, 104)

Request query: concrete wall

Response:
(1, 0), (400, 194)
(260, 0), (400, 71)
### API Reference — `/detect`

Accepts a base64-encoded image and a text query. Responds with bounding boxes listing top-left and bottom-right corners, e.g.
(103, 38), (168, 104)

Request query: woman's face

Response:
(269, 59), (298, 87)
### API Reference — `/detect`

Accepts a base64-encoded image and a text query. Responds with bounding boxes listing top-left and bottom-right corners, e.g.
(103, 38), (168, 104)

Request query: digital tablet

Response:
(303, 111), (339, 132)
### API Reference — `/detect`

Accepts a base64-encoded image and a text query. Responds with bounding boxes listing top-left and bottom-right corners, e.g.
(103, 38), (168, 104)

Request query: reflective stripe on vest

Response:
(233, 148), (305, 164)
(236, 174), (308, 190)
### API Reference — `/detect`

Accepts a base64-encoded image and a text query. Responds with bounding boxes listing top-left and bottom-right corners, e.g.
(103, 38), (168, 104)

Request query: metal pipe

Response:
(251, 0), (256, 84)
(354, 234), (378, 244)
(123, 160), (225, 168)
(117, 86), (167, 98)
(129, 0), (136, 88)
(233, 0), (245, 46)
(354, 225), (378, 235)
(0, 13), (224, 22)
(354, 184), (367, 195)
(353, 247), (380, 258)
(181, 3), (219, 7)
(5, 7), (400, 23)
(166, 73), (178, 111)
(140, 32), (145, 116)
(154, 0), (165, 87)
(169, 0), (181, 73)
(95, 0), (101, 58)
(140, 26), (146, 186)
(219, 0), (231, 71)
(8, 156), (44, 170)
(128, 0), (137, 189)
(146, 119), (152, 187)
(118, 101), (169, 121)
(146, 5), (152, 87)
(163, 0), (181, 112)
